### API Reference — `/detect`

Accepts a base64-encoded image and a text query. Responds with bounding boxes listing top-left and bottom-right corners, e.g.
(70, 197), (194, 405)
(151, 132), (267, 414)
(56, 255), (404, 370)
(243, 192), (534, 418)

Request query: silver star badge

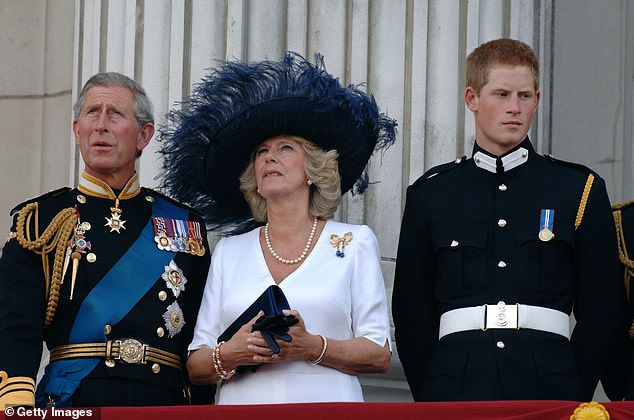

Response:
(162, 301), (185, 338)
(161, 260), (187, 298)
(105, 212), (126, 233)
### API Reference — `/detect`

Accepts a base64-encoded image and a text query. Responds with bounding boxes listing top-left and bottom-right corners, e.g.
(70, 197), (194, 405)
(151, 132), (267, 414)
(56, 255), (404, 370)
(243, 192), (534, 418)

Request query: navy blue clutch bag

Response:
(218, 285), (298, 355)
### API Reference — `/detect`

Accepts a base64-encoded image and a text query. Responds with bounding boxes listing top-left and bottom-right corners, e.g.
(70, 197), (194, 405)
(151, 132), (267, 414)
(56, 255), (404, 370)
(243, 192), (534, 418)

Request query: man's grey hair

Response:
(73, 72), (154, 129)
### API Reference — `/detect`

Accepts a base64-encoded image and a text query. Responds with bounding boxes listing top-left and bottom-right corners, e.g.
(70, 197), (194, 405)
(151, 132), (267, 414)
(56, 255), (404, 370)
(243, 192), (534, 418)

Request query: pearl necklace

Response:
(264, 216), (318, 265)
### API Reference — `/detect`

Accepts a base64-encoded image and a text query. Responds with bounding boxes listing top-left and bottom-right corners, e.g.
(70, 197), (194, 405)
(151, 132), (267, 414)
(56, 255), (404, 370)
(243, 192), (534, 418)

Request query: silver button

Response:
(497, 219), (507, 227)
(475, 157), (481, 163)
(157, 327), (165, 338)
(496, 341), (505, 349)
(76, 194), (86, 203)
(86, 253), (97, 263)
(105, 359), (115, 368)
(450, 240), (459, 248)
(498, 184), (507, 191)
(498, 261), (507, 268)
(104, 324), (112, 335)
(145, 195), (155, 203)
(152, 363), (161, 374)
(455, 158), (462, 164)
(522, 151), (528, 158)
(158, 291), (168, 301)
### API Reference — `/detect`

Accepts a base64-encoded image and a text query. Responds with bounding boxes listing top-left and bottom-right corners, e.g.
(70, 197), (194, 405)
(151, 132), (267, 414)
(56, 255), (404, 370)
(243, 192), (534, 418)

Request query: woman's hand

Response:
(187, 311), (267, 384)
(248, 309), (391, 375)
(220, 310), (270, 367)
(249, 309), (322, 363)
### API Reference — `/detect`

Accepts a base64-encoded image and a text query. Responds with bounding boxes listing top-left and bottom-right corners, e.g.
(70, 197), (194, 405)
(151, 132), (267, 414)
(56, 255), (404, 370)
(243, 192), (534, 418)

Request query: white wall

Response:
(0, 0), (75, 233)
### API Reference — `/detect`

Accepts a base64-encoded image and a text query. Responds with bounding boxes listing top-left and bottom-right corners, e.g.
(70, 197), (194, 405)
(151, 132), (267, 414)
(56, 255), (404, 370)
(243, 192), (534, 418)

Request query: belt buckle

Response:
(484, 301), (518, 330)
(115, 339), (148, 364)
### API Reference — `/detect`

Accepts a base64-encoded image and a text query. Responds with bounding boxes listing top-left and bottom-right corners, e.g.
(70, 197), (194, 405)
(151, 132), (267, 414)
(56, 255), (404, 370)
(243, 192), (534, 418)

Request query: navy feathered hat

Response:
(159, 52), (397, 235)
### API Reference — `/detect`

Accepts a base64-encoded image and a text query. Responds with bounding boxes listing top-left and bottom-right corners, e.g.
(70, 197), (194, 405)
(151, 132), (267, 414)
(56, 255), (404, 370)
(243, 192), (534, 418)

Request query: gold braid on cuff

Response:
(0, 371), (35, 410)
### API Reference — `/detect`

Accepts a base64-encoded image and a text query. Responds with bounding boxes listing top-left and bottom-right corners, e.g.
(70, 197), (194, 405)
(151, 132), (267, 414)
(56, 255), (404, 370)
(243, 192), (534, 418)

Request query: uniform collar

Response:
(472, 138), (533, 174)
(77, 171), (141, 200)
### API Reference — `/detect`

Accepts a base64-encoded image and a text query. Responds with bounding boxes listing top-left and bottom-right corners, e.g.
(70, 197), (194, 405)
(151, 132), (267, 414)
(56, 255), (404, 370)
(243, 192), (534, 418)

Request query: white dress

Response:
(189, 220), (391, 404)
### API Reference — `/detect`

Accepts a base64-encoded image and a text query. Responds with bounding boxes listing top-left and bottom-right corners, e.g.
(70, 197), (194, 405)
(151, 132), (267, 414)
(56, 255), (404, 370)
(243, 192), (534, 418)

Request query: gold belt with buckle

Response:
(49, 339), (181, 369)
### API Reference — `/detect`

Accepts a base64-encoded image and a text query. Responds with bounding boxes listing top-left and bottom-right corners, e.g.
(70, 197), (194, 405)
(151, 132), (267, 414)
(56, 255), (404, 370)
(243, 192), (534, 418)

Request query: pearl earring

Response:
(307, 180), (313, 186)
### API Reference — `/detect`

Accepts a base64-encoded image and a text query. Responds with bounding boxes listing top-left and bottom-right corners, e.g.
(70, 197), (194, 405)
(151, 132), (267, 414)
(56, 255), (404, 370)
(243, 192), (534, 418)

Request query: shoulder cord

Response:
(574, 174), (594, 230)
(15, 203), (76, 327)
(614, 209), (634, 302)
(614, 209), (634, 338)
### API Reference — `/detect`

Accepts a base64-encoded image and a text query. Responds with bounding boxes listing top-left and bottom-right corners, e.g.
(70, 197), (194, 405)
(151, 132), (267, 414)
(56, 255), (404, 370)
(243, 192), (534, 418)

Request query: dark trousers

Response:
(71, 377), (188, 407)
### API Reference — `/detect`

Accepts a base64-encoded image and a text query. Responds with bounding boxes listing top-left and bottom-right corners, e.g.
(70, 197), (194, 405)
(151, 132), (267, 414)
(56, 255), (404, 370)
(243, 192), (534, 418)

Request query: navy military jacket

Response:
(601, 200), (634, 400)
(0, 173), (211, 407)
(393, 138), (622, 401)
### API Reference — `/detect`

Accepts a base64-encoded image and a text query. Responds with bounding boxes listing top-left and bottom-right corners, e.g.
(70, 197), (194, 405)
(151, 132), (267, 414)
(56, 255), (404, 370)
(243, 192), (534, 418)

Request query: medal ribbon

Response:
(540, 209), (555, 234)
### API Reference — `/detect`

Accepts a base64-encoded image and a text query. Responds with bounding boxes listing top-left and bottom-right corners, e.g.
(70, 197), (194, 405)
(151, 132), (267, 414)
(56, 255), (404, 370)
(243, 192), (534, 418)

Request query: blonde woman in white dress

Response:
(159, 52), (397, 404)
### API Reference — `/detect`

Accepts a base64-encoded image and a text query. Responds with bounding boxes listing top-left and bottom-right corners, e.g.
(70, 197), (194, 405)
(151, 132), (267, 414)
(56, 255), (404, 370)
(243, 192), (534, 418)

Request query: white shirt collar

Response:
(473, 147), (529, 174)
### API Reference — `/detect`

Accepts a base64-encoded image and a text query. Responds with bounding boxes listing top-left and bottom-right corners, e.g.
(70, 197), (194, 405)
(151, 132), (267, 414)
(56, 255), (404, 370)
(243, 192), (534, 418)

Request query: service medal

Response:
(538, 228), (554, 242)
(155, 232), (172, 250)
(153, 217), (173, 250)
(197, 239), (206, 256)
(188, 238), (199, 255)
(538, 209), (555, 242)
(186, 220), (206, 256)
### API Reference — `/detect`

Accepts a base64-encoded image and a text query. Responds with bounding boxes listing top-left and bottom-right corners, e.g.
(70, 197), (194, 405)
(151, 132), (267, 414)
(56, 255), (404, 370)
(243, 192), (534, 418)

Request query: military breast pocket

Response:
(531, 343), (582, 399)
(431, 225), (488, 299)
(515, 221), (575, 294)
(420, 347), (468, 400)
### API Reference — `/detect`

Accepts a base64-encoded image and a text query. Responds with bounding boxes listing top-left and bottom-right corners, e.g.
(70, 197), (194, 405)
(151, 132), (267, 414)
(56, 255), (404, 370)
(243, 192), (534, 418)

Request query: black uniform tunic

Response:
(601, 200), (634, 400)
(392, 138), (622, 401)
(0, 174), (211, 407)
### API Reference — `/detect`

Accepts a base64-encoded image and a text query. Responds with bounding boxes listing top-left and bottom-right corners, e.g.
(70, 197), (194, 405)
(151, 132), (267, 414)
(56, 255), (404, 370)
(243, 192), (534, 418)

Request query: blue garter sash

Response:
(36, 196), (186, 407)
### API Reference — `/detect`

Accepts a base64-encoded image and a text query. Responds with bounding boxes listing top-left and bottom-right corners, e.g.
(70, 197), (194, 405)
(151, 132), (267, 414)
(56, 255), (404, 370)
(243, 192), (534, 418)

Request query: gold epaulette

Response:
(0, 371), (35, 410)
(14, 203), (77, 327)
(574, 173), (594, 230)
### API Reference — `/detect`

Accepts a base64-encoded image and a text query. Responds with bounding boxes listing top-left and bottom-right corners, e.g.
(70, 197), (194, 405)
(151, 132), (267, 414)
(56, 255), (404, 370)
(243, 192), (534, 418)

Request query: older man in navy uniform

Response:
(393, 39), (623, 401)
(0, 73), (211, 408)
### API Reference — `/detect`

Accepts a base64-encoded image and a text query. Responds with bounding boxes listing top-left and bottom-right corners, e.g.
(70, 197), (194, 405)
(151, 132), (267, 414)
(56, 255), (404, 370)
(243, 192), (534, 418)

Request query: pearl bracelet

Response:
(306, 334), (327, 365)
(212, 341), (236, 381)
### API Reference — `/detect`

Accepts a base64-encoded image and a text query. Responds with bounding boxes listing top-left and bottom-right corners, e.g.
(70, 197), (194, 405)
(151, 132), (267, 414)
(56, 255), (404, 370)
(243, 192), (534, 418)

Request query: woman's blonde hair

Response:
(239, 135), (341, 222)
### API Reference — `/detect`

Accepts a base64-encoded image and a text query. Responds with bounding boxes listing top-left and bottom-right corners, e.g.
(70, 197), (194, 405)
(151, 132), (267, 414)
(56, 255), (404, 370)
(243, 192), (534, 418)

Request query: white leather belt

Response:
(439, 301), (570, 339)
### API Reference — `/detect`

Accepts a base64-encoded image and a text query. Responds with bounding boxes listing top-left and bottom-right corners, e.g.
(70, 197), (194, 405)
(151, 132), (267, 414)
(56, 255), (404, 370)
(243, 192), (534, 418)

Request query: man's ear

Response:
(533, 90), (541, 112)
(73, 120), (80, 145)
(464, 87), (479, 112)
(136, 122), (155, 152)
